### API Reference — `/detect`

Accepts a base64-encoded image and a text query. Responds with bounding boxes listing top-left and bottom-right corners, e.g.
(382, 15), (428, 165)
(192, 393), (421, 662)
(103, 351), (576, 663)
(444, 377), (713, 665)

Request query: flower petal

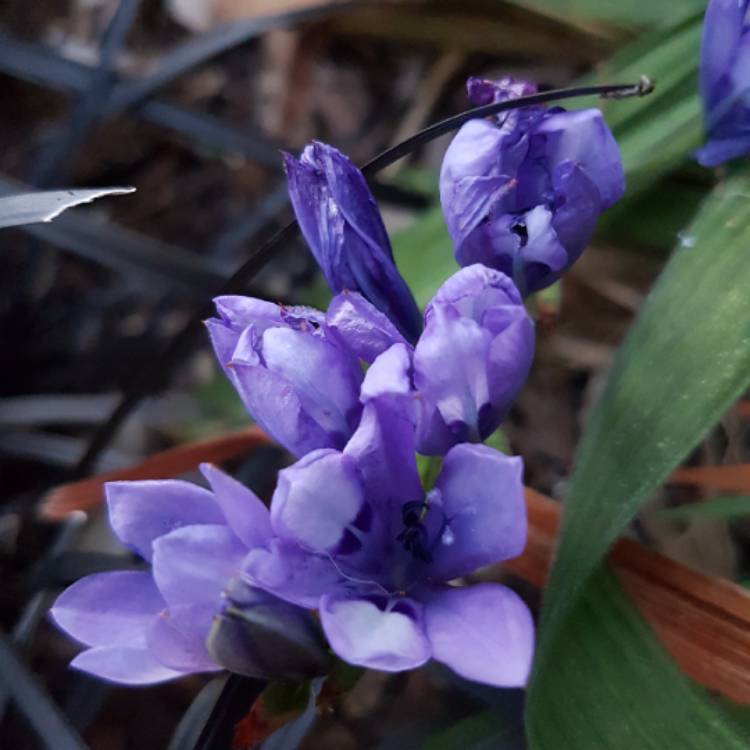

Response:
(414, 305), (491, 441)
(106, 480), (223, 562)
(200, 463), (271, 549)
(530, 108), (624, 209)
(326, 291), (407, 364)
(514, 205), (569, 294)
(344, 396), (422, 509)
(421, 583), (534, 687)
(696, 133), (750, 167)
(243, 538), (345, 609)
(700, 0), (746, 111)
(71, 647), (184, 685)
(152, 524), (246, 609)
(284, 148), (354, 290)
(271, 449), (364, 552)
(415, 266), (533, 445)
(208, 578), (329, 679)
(147, 604), (220, 673)
(319, 594), (431, 672)
(212, 295), (283, 332)
(260, 325), (362, 439)
(429, 443), (526, 582)
(224, 361), (338, 457)
(440, 119), (525, 246)
(50, 571), (164, 649)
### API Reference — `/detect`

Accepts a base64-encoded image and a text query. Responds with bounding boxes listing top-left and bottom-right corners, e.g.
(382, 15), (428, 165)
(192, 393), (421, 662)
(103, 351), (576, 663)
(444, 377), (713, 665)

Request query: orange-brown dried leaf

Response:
(670, 464), (750, 494)
(39, 427), (270, 520)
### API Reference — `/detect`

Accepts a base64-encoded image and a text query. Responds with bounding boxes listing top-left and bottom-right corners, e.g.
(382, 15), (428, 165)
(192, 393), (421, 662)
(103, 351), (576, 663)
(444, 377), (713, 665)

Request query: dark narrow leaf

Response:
(0, 187), (133, 229)
(29, 551), (140, 588)
(260, 678), (324, 750)
(0, 430), (128, 469)
(213, 183), (290, 259)
(32, 0), (141, 185)
(0, 178), (227, 294)
(136, 100), (282, 166)
(193, 675), (266, 750)
(167, 677), (228, 750)
(361, 81), (651, 175)
(0, 394), (119, 426)
(0, 35), (282, 167)
(0, 632), (88, 750)
(106, 4), (361, 114)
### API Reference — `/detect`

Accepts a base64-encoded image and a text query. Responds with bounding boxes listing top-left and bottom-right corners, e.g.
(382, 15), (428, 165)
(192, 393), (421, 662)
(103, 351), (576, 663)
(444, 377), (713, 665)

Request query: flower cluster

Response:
(52, 76), (625, 688)
(696, 0), (750, 167)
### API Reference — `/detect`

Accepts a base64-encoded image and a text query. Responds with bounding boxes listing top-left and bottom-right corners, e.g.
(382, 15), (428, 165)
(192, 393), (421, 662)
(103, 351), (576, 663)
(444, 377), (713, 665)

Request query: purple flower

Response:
(284, 142), (423, 343)
(357, 265), (535, 455)
(440, 76), (624, 295)
(50, 464), (325, 684)
(207, 265), (531, 459)
(206, 297), (365, 458)
(696, 0), (750, 166)
(243, 398), (534, 686)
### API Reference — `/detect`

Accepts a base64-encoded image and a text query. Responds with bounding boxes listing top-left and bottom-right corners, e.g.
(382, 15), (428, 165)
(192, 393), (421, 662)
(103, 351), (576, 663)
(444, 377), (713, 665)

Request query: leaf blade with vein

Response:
(528, 171), (750, 748)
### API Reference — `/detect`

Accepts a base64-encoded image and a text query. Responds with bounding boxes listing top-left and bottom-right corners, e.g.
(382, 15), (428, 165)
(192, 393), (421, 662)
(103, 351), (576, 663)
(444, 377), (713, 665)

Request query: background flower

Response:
(696, 0), (750, 166)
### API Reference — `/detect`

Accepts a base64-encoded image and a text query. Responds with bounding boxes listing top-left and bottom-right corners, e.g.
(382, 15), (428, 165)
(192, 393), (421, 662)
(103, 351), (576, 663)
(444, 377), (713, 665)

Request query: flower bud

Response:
(284, 142), (422, 343)
(207, 578), (329, 680)
(413, 265), (534, 452)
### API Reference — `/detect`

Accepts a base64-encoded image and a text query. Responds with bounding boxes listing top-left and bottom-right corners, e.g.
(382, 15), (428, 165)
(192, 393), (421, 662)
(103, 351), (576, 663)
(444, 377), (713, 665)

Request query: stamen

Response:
(397, 500), (433, 562)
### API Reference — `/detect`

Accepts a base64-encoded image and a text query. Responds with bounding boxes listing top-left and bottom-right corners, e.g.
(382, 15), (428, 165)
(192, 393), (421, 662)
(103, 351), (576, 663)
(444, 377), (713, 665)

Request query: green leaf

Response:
(529, 567), (750, 748)
(592, 12), (704, 193)
(660, 496), (750, 521)
(391, 204), (458, 308)
(419, 710), (515, 750)
(510, 0), (704, 27)
(417, 453), (443, 491)
(599, 173), (708, 250)
(527, 171), (750, 746)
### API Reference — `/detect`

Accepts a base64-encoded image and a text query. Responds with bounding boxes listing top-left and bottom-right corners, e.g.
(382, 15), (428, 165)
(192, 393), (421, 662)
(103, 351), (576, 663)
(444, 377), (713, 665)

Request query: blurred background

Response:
(0, 1), (731, 748)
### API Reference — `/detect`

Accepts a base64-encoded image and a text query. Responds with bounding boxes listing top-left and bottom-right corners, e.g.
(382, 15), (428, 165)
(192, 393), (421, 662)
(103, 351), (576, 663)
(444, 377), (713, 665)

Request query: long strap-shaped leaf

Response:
(527, 173), (750, 745)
